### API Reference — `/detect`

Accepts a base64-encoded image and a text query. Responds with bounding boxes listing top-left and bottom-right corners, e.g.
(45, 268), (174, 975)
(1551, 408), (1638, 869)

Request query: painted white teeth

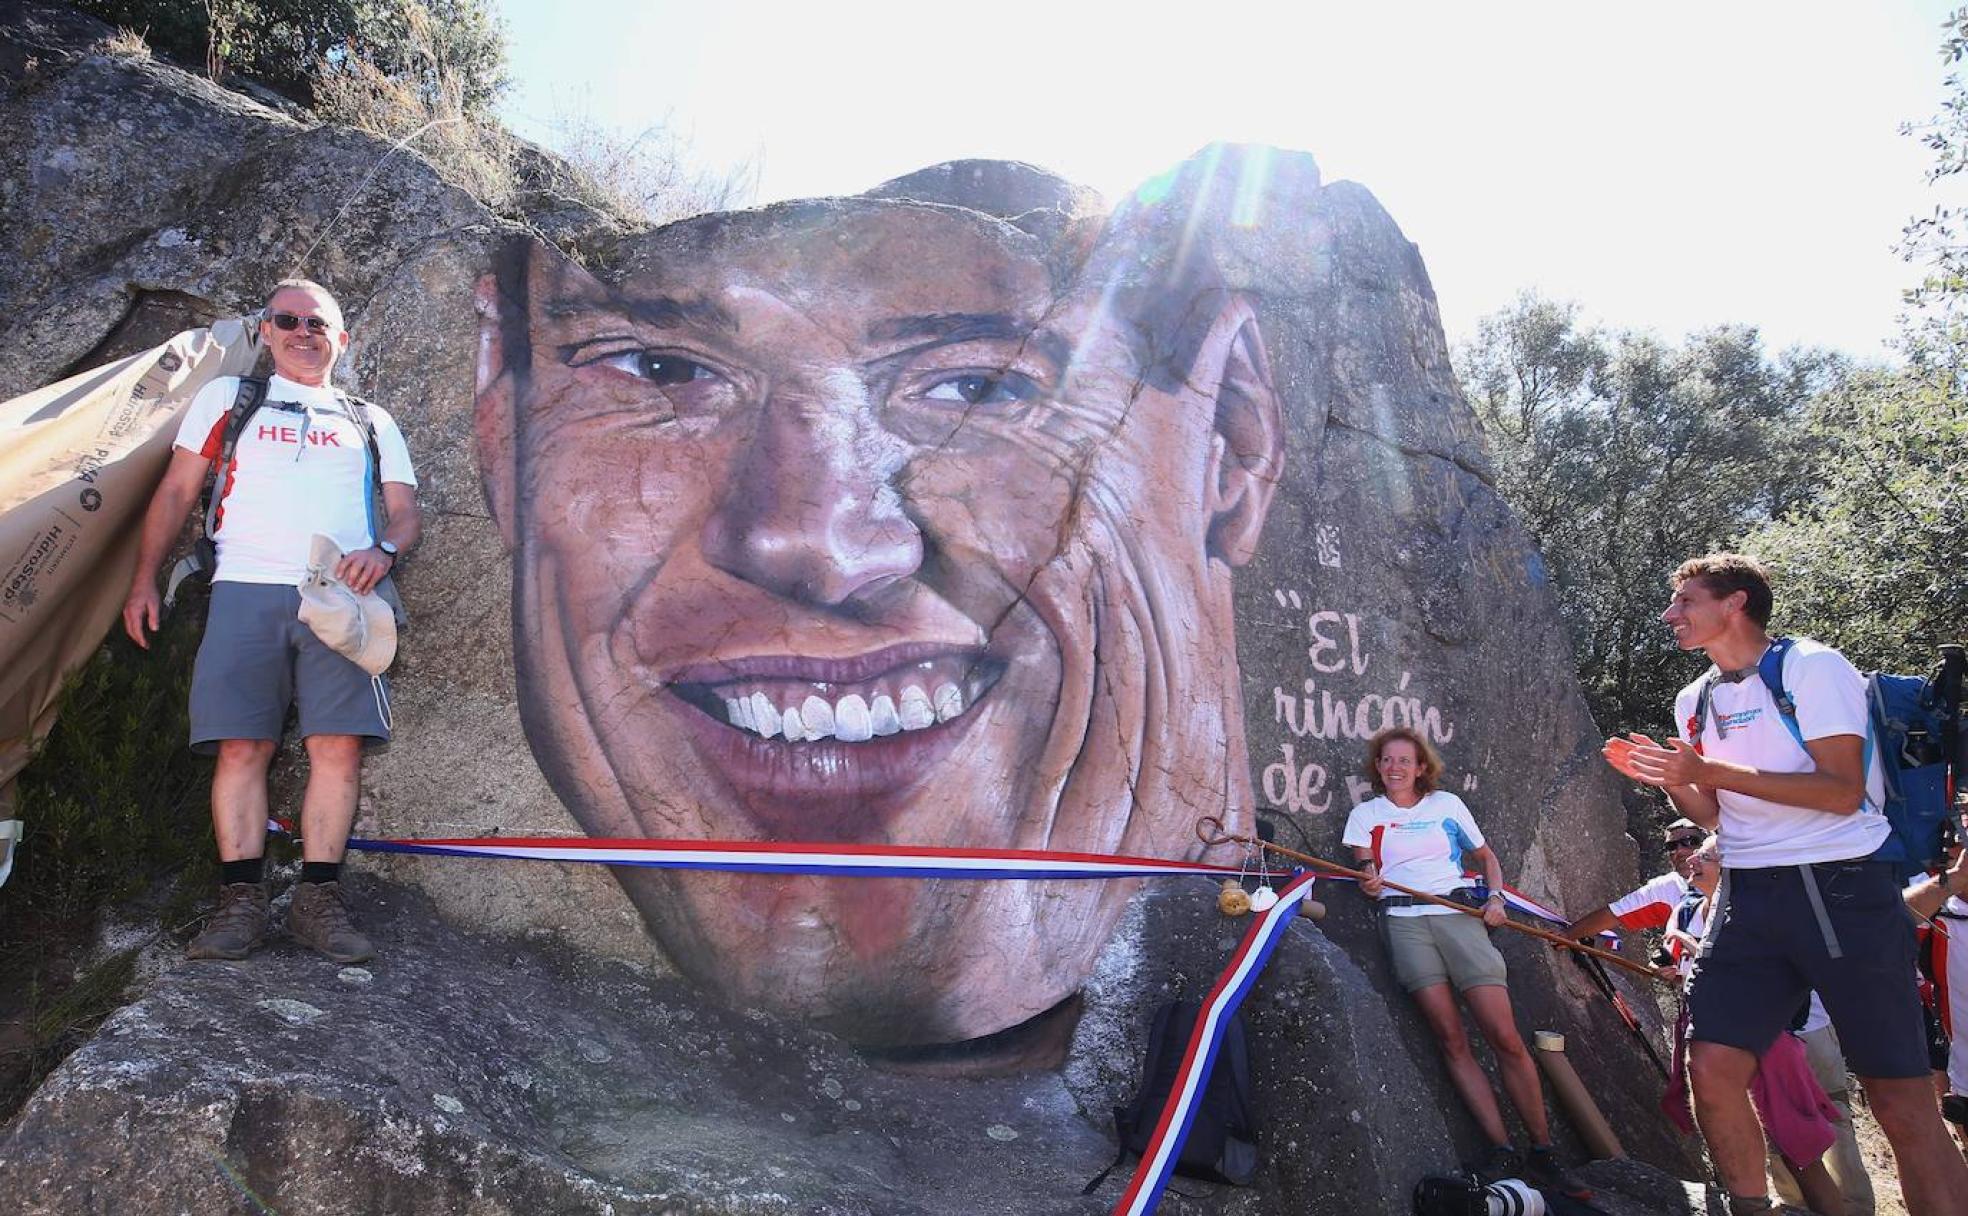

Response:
(933, 682), (963, 723)
(751, 692), (779, 739)
(713, 673), (984, 743)
(898, 686), (934, 731)
(835, 694), (873, 742)
(800, 695), (836, 740)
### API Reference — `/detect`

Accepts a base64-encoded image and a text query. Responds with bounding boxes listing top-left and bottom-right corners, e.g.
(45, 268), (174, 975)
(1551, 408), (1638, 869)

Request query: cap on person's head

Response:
(1663, 819), (1707, 849)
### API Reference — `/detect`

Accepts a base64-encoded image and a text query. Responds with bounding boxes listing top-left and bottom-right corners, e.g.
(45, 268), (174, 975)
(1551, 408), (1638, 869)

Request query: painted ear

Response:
(1202, 297), (1284, 567)
(477, 237), (598, 551)
(473, 262), (521, 552)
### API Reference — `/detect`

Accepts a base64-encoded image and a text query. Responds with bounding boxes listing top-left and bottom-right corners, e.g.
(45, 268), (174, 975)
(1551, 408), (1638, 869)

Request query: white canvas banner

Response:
(0, 318), (261, 887)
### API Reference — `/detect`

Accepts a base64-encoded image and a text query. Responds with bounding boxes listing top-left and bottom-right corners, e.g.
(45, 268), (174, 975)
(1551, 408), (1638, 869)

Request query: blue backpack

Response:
(1695, 640), (1965, 878)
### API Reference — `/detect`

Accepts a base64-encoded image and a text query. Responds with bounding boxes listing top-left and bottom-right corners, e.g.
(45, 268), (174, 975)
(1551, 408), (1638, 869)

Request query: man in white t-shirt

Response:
(1604, 552), (1967, 1216)
(122, 279), (421, 965)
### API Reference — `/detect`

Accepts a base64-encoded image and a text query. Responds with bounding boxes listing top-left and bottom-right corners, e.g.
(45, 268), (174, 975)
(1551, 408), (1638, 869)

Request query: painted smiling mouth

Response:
(667, 653), (1006, 744)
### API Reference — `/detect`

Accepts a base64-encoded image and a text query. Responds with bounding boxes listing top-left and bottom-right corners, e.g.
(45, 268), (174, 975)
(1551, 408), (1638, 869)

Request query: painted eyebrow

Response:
(542, 294), (739, 334)
(868, 313), (1071, 367)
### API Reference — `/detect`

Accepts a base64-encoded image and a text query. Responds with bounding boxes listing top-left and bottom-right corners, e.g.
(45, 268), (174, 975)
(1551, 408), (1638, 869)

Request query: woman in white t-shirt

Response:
(1342, 726), (1560, 1184)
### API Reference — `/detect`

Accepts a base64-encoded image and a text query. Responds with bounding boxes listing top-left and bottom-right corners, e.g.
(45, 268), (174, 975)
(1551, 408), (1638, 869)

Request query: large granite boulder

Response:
(0, 875), (1721, 1215)
(1, 3), (1708, 1210)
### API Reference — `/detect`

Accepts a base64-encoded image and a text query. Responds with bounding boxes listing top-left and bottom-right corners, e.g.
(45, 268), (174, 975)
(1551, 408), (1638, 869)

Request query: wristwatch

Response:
(378, 540), (400, 560)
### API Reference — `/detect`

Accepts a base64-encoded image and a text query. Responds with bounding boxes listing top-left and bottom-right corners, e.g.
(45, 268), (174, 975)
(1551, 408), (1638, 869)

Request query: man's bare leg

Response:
(298, 734), (363, 862)
(211, 739), (277, 860)
(1689, 1041), (1773, 1200)
(186, 739), (279, 959)
(1862, 1073), (1968, 1216)
(289, 734), (373, 963)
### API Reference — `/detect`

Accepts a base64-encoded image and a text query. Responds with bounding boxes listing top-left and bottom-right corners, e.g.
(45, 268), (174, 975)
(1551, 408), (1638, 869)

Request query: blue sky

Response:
(495, 1), (1964, 360)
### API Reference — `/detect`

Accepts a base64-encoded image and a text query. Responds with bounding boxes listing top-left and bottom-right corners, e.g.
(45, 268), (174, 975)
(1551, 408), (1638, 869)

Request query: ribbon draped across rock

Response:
(269, 825), (1622, 1214)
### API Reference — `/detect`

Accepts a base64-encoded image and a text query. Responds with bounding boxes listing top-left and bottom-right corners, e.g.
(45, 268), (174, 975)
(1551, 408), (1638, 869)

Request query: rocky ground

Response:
(0, 871), (1756, 1216)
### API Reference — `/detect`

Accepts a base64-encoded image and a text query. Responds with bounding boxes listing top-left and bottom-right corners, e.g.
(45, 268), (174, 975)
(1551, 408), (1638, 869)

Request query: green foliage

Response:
(350, 0), (507, 115)
(1740, 365), (1968, 671)
(70, 0), (507, 114)
(0, 589), (216, 1121)
(1901, 7), (1968, 346)
(1734, 9), (1968, 674)
(1460, 295), (1841, 736)
(1, 946), (141, 1121)
(0, 588), (213, 922)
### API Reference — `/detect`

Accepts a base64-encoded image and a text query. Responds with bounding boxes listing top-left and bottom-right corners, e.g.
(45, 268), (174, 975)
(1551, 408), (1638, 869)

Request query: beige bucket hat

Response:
(298, 534), (397, 676)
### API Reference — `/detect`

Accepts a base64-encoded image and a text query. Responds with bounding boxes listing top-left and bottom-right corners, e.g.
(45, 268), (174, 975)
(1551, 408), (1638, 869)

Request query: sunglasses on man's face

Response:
(1667, 836), (1704, 850)
(267, 312), (335, 335)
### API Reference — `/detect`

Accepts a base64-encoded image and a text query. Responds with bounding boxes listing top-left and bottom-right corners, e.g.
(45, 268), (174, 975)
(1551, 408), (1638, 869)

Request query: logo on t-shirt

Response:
(1716, 707), (1761, 737)
(254, 422), (345, 447)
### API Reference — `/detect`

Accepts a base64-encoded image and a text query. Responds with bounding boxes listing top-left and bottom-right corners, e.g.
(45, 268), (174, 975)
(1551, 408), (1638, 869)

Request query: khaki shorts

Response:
(1384, 910), (1509, 993)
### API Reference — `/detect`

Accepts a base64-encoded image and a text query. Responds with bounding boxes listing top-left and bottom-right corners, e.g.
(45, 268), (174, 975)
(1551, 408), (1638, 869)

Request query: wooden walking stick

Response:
(1195, 817), (1668, 984)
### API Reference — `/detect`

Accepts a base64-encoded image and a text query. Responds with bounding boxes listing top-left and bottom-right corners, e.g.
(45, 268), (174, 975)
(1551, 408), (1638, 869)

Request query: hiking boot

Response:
(186, 882), (270, 960)
(1465, 1143), (1521, 1185)
(288, 880), (374, 963)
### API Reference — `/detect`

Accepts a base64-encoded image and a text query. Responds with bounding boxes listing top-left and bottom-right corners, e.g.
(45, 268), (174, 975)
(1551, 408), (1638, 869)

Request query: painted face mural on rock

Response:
(474, 171), (1284, 1050)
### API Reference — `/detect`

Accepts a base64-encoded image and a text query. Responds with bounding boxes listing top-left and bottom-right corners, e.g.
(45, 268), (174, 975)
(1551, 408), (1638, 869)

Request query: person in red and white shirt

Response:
(123, 279), (420, 966)
(1561, 819), (1707, 954)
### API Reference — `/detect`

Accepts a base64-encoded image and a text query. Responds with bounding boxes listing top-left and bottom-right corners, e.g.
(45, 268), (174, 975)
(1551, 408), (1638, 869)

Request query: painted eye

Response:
(597, 351), (713, 386)
(920, 371), (1037, 406)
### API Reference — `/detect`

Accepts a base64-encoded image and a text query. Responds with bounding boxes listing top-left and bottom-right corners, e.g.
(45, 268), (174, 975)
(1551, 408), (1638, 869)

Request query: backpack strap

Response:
(1673, 883), (1704, 935)
(334, 391), (386, 541)
(1688, 668), (1719, 755)
(166, 376), (267, 608)
(1763, 636), (1880, 817)
(202, 375), (269, 541)
(1757, 637), (1804, 750)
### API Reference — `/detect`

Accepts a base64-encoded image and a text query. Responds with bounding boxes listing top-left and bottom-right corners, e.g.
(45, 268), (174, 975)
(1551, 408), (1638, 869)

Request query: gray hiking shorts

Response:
(189, 581), (392, 754)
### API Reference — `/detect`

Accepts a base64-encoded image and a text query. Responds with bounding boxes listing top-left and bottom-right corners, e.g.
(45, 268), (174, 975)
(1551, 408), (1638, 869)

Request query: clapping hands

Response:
(1603, 732), (1706, 788)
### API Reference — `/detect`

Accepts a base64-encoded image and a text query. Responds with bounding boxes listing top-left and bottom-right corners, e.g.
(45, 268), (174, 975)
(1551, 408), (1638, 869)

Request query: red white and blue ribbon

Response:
(1112, 871), (1320, 1216)
(1470, 877), (1615, 938)
(272, 823), (1253, 882)
(265, 822), (1623, 1206)
(1312, 869), (1617, 942)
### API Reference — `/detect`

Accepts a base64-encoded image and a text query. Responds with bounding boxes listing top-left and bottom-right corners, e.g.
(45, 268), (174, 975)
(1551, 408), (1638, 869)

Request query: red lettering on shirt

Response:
(308, 430), (342, 447)
(255, 424), (281, 442)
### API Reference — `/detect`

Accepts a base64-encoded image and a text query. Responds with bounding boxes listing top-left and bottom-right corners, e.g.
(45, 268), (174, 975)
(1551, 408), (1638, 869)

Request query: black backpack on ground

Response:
(1084, 998), (1258, 1193)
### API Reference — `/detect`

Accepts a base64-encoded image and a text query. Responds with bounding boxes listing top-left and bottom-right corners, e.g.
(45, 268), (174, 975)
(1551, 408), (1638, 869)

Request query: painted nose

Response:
(701, 388), (922, 607)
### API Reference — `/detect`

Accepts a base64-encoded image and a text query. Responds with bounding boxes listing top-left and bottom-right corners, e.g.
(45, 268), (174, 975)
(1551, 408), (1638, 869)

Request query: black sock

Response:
(220, 857), (264, 885)
(300, 861), (342, 885)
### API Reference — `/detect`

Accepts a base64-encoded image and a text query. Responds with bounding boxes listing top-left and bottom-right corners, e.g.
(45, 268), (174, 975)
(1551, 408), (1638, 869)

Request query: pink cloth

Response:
(1662, 1011), (1841, 1170)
